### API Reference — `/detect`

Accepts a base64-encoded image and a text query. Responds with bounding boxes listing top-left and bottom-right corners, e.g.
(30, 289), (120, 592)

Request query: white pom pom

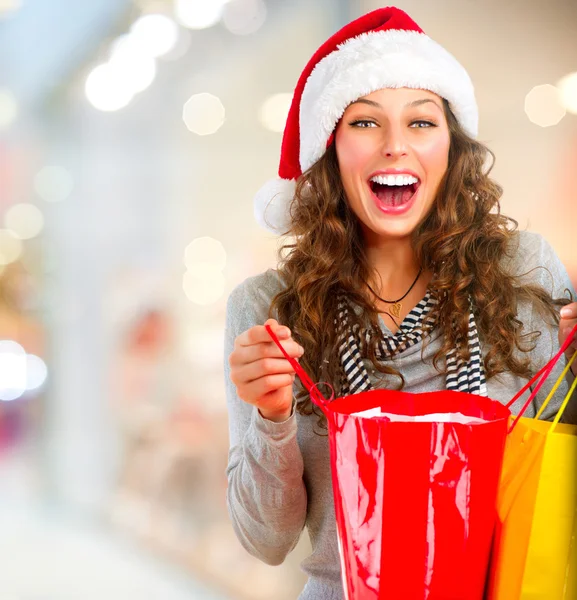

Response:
(253, 178), (296, 234)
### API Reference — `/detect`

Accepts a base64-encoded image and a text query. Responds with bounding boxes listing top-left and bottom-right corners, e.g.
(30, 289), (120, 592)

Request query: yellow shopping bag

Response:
(486, 339), (577, 600)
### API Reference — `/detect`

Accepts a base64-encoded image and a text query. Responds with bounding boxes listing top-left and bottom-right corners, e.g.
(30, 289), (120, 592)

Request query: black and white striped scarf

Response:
(337, 291), (487, 396)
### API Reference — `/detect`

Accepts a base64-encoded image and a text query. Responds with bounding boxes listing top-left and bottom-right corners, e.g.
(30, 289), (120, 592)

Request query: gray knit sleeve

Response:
(224, 272), (307, 565)
(514, 231), (577, 423)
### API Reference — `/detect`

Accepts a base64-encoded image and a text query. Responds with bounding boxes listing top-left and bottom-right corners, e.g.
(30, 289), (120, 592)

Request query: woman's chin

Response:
(360, 218), (418, 242)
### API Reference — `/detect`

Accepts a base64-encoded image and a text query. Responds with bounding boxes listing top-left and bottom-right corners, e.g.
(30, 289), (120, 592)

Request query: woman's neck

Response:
(364, 237), (422, 297)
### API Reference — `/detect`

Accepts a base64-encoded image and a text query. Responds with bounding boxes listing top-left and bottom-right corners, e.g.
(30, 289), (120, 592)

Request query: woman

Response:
(224, 7), (577, 599)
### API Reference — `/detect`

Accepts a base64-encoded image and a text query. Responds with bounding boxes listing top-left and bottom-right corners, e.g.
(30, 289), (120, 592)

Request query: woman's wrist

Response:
(259, 403), (294, 423)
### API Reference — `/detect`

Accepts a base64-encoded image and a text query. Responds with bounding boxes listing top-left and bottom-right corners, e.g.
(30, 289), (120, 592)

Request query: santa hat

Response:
(254, 6), (478, 234)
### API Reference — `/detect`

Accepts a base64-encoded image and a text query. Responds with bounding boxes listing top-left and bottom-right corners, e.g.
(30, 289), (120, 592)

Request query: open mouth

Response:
(368, 174), (420, 208)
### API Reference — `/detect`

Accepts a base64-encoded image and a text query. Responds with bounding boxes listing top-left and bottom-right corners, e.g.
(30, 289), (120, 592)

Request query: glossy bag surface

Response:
(327, 389), (509, 600)
(265, 326), (510, 600)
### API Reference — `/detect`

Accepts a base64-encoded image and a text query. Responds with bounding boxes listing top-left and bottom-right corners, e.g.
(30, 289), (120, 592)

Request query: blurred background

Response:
(0, 0), (575, 598)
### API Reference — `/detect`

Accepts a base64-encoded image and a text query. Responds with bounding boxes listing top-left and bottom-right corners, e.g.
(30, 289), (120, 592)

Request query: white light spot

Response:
(4, 203), (45, 240)
(222, 0), (266, 35)
(0, 340), (26, 401)
(0, 89), (18, 129)
(85, 63), (134, 112)
(26, 354), (48, 391)
(524, 84), (566, 127)
(129, 14), (179, 58)
(0, 229), (23, 265)
(182, 93), (225, 135)
(34, 165), (74, 202)
(175, 0), (230, 30)
(0, 0), (22, 17)
(160, 27), (191, 61)
(109, 48), (156, 94)
(557, 72), (577, 115)
(259, 93), (292, 133)
(184, 236), (226, 271)
(107, 37), (157, 95)
(183, 265), (225, 305)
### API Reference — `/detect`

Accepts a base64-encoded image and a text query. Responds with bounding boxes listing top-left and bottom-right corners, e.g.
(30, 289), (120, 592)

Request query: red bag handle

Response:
(264, 324), (331, 410)
(506, 322), (577, 432)
(266, 322), (577, 424)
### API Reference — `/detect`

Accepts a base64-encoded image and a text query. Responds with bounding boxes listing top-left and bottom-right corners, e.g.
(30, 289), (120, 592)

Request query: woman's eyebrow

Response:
(349, 98), (442, 111)
(349, 98), (382, 108)
(405, 98), (442, 111)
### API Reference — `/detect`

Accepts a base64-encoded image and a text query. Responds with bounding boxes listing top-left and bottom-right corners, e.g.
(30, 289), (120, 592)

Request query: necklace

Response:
(366, 266), (423, 319)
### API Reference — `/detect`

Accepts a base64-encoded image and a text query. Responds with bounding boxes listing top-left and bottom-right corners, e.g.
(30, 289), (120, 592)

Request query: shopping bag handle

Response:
(264, 324), (332, 410)
(534, 351), (577, 427)
(507, 323), (577, 432)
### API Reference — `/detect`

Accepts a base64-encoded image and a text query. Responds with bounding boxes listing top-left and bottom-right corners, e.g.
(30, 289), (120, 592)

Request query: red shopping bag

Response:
(266, 325), (510, 600)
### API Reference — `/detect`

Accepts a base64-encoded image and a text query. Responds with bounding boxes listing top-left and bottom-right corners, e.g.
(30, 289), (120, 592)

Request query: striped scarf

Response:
(337, 291), (487, 396)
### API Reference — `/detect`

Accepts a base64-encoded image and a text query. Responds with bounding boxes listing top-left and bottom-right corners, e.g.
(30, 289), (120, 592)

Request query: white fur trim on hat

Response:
(299, 29), (478, 172)
(254, 178), (296, 234)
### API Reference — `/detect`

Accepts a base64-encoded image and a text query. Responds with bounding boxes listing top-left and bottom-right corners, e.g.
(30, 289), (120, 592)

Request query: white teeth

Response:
(370, 174), (419, 186)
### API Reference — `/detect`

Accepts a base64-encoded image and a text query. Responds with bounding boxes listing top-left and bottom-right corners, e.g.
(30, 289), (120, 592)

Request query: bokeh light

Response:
(34, 166), (74, 202)
(557, 72), (577, 115)
(0, 229), (23, 265)
(182, 93), (225, 135)
(108, 43), (157, 94)
(0, 0), (21, 17)
(4, 203), (45, 240)
(85, 63), (135, 112)
(222, 0), (267, 35)
(184, 236), (227, 271)
(524, 84), (566, 127)
(160, 27), (191, 61)
(0, 342), (48, 401)
(0, 340), (26, 401)
(25, 354), (49, 391)
(183, 265), (226, 305)
(0, 89), (18, 129)
(174, 0), (230, 30)
(259, 93), (292, 132)
(129, 14), (179, 58)
(85, 31), (159, 113)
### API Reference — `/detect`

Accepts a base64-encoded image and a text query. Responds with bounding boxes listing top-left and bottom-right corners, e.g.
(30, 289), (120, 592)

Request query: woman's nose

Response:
(380, 127), (408, 158)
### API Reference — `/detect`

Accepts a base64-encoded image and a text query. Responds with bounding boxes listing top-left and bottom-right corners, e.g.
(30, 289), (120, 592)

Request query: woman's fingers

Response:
(244, 373), (296, 400)
(229, 320), (304, 410)
(235, 318), (290, 347)
(232, 365), (296, 406)
(230, 339), (304, 367)
(559, 303), (577, 352)
(237, 357), (297, 384)
(230, 319), (304, 368)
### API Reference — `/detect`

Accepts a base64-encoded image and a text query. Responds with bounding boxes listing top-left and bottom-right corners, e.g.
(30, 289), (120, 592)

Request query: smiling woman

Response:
(224, 6), (577, 600)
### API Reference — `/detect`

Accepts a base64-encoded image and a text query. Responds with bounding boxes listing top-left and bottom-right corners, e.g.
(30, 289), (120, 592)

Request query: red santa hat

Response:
(254, 6), (478, 234)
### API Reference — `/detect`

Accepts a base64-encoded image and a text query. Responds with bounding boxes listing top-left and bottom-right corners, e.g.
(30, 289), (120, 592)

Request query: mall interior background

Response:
(0, 0), (576, 598)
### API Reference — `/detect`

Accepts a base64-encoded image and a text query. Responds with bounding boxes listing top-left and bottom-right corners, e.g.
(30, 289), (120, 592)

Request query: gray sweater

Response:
(224, 231), (576, 600)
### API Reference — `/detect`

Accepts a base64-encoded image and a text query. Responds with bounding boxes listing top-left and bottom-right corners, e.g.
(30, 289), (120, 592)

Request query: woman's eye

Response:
(350, 120), (377, 128)
(410, 120), (436, 128)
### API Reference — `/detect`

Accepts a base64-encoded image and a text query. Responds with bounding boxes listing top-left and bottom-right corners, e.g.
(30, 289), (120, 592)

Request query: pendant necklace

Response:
(366, 266), (423, 319)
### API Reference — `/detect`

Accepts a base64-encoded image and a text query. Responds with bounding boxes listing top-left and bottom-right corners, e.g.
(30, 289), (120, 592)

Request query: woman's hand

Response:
(560, 303), (577, 376)
(229, 318), (304, 422)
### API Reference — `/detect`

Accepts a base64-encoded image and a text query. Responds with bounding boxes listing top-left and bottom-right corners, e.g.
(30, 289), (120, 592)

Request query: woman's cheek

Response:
(339, 140), (374, 179)
(414, 136), (450, 176)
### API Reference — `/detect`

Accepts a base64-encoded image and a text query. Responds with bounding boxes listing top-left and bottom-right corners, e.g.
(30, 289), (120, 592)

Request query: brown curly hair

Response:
(269, 99), (570, 427)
